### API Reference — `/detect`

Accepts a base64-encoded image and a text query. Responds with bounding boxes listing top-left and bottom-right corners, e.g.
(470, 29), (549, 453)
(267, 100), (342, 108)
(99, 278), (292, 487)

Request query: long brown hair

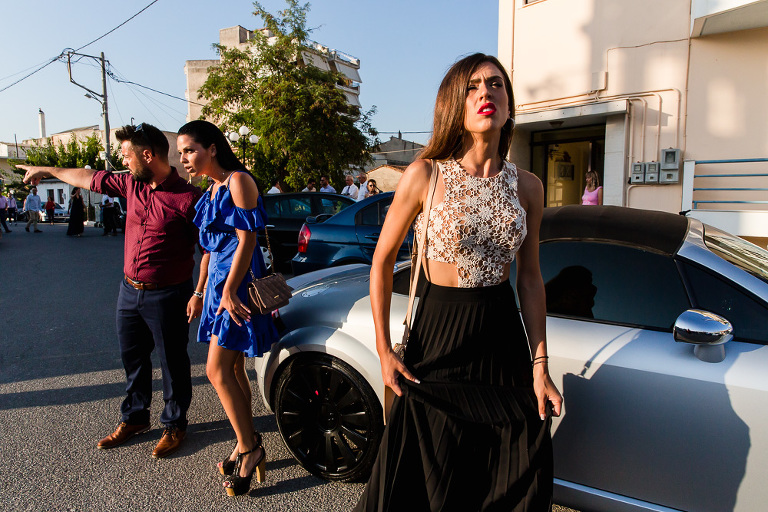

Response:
(420, 53), (515, 162)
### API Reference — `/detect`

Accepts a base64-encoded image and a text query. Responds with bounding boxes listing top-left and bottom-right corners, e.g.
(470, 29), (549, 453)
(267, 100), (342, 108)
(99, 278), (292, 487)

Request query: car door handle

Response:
(265, 224), (276, 230)
(364, 234), (380, 240)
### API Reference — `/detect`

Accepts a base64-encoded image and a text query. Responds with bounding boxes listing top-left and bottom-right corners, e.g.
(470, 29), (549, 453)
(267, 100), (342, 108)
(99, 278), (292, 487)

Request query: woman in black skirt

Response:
(356, 53), (563, 511)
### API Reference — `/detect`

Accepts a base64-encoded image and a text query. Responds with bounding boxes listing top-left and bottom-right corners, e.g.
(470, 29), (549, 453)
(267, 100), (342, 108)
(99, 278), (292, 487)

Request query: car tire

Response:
(274, 354), (384, 482)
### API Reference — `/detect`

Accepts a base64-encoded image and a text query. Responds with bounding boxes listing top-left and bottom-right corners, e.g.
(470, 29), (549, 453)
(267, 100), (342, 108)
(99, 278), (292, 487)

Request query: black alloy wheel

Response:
(274, 354), (383, 482)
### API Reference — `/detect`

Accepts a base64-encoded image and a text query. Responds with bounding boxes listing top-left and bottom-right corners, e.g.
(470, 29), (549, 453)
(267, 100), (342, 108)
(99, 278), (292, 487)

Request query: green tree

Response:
(22, 133), (123, 171)
(198, 0), (378, 190)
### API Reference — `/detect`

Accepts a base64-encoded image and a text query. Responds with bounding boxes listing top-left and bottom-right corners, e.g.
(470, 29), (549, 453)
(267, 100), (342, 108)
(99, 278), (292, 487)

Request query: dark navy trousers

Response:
(116, 278), (193, 429)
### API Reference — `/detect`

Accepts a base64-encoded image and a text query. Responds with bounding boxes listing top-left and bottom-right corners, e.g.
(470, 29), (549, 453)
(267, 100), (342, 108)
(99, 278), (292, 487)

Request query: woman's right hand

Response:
(379, 347), (420, 397)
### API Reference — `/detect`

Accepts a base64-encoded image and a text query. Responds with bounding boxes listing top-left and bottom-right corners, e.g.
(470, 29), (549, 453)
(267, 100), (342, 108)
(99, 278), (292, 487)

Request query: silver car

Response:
(254, 205), (768, 512)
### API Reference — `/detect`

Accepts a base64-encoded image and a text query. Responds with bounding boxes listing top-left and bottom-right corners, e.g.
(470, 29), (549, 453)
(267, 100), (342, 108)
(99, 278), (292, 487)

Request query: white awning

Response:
(334, 61), (362, 83)
(343, 90), (361, 107)
(301, 51), (330, 71)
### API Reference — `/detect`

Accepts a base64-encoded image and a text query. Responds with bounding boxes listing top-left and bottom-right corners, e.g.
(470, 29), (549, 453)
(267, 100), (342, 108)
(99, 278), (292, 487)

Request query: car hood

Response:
(286, 264), (371, 295)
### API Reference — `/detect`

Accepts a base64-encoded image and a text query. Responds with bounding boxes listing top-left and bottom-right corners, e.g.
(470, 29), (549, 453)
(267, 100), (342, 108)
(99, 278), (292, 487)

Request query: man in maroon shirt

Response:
(20, 123), (201, 459)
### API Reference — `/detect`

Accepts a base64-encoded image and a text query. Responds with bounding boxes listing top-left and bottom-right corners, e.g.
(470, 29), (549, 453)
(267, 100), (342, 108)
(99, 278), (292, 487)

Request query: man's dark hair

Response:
(320, 175), (329, 181)
(115, 123), (169, 160)
(308, 178), (316, 185)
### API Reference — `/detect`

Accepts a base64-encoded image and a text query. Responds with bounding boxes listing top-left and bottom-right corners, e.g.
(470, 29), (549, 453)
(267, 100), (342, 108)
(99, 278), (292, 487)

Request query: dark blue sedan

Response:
(291, 192), (413, 276)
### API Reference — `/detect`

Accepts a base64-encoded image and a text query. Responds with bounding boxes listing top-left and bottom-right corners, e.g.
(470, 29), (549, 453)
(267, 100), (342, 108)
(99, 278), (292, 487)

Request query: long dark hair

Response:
(420, 53), (515, 162)
(177, 120), (245, 171)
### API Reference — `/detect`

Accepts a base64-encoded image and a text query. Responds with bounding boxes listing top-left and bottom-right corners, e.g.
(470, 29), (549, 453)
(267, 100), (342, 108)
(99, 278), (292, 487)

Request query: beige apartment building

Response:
(185, 26), (362, 122)
(499, 0), (768, 243)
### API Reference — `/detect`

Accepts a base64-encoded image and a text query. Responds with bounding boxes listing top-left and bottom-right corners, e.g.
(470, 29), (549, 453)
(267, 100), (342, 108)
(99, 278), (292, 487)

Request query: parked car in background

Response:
(255, 205), (768, 511)
(260, 192), (356, 271)
(291, 192), (413, 276)
(41, 203), (69, 223)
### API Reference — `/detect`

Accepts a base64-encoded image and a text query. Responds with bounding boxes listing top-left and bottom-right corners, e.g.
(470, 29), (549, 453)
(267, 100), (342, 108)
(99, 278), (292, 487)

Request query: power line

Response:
(0, 53), (66, 94)
(75, 0), (161, 52)
(0, 0), (160, 94)
(106, 69), (207, 108)
(0, 57), (63, 83)
(379, 131), (432, 134)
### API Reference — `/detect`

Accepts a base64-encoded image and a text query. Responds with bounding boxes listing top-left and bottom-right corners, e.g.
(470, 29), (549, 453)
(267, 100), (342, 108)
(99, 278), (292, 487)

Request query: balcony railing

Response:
(682, 158), (768, 210)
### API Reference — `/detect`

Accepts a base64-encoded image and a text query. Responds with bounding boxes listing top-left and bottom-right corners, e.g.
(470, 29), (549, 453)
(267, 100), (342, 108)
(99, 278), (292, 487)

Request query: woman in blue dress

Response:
(179, 120), (277, 497)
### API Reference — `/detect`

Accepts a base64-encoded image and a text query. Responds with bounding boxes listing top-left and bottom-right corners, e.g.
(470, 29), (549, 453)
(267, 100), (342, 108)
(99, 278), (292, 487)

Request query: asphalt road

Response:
(0, 222), (575, 512)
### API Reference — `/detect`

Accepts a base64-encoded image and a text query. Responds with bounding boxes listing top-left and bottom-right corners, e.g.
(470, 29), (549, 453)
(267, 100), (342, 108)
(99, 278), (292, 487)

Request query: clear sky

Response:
(0, 0), (498, 147)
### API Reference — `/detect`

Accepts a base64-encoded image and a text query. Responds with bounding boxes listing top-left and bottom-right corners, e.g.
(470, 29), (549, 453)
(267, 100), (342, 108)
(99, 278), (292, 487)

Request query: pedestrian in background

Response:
(581, 169), (603, 205)
(340, 175), (358, 198)
(301, 178), (316, 192)
(356, 53), (562, 511)
(178, 120), (277, 497)
(319, 175), (335, 193)
(266, 178), (282, 194)
(20, 122), (202, 460)
(102, 195), (117, 236)
(8, 193), (18, 223)
(0, 192), (11, 233)
(44, 196), (56, 225)
(23, 187), (42, 233)
(363, 179), (380, 199)
(356, 171), (368, 201)
(67, 187), (85, 237)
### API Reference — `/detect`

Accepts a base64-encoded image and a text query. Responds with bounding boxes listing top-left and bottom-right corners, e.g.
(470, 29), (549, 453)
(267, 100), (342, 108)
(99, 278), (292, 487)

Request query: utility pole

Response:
(100, 52), (110, 170)
(67, 51), (112, 170)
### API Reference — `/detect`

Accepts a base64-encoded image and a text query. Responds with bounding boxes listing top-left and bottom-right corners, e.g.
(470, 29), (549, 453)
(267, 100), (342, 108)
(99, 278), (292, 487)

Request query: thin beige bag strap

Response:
(404, 160), (439, 329)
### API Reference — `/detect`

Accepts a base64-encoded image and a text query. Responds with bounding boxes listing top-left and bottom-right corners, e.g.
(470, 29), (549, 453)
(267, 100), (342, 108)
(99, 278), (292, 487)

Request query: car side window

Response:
(682, 263), (768, 344)
(319, 198), (347, 215)
(360, 204), (379, 226)
(272, 197), (312, 219)
(540, 241), (690, 330)
(359, 198), (393, 226)
(379, 201), (392, 224)
(263, 197), (281, 218)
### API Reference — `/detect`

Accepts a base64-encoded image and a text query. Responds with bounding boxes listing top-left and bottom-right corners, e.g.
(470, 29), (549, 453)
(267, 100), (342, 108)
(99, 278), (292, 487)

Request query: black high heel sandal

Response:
(223, 444), (267, 497)
(218, 432), (262, 476)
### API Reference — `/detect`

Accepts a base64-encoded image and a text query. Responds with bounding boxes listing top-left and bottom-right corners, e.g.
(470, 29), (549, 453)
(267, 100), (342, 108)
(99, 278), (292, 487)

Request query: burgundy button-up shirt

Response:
(91, 168), (202, 285)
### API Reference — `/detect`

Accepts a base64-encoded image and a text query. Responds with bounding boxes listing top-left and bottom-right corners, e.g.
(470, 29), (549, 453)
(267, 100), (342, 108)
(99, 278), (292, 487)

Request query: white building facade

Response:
(499, 0), (768, 244)
(185, 26), (362, 122)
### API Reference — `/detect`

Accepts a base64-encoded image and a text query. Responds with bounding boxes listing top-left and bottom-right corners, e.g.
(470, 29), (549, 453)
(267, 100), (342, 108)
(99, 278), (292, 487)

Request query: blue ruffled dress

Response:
(193, 175), (278, 357)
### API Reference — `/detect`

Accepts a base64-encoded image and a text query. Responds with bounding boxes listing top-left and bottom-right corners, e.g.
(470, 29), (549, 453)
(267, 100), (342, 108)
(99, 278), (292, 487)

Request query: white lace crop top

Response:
(414, 159), (527, 288)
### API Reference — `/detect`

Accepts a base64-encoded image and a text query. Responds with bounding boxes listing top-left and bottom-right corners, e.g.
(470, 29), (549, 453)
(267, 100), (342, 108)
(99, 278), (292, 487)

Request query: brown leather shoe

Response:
(151, 426), (186, 459)
(97, 422), (151, 449)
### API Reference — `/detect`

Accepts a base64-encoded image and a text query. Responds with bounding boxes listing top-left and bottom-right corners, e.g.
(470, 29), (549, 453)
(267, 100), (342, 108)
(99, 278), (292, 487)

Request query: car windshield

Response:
(704, 225), (768, 284)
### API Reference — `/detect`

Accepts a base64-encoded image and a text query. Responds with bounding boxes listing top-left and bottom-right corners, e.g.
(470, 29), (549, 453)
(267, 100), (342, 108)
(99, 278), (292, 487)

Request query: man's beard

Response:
(131, 164), (153, 183)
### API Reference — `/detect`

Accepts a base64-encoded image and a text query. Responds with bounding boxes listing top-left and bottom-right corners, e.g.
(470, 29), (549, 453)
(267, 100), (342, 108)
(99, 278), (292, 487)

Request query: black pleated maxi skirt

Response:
(354, 281), (553, 512)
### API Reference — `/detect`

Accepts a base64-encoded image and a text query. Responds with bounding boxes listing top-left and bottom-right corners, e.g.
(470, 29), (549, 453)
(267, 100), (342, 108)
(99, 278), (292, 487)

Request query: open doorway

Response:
(530, 125), (605, 207)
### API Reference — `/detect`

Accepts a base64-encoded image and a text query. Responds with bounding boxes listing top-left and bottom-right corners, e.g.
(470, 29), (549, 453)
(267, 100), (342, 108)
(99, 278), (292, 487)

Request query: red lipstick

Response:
(478, 102), (496, 116)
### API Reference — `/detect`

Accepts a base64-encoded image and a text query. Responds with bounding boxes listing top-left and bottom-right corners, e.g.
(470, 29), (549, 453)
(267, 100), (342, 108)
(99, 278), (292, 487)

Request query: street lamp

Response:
(84, 165), (95, 222)
(228, 127), (259, 169)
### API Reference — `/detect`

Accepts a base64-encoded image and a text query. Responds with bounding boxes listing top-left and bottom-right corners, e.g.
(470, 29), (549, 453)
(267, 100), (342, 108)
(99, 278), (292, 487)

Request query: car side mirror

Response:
(673, 309), (733, 363)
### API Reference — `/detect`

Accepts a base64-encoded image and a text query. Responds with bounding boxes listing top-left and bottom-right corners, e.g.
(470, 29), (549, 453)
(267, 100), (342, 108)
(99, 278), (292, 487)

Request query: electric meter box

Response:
(631, 163), (645, 184)
(645, 162), (659, 183)
(659, 169), (680, 184)
(660, 149), (681, 170)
